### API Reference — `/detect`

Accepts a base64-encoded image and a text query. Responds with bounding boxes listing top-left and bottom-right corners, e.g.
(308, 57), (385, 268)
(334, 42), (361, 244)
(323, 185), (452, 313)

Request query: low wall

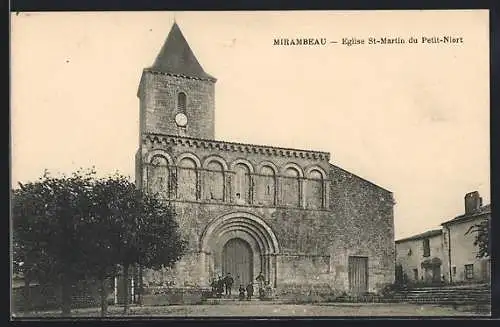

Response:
(141, 287), (210, 306)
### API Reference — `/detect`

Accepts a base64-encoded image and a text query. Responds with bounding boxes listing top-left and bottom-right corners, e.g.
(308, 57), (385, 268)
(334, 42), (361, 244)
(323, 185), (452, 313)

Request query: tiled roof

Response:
(441, 204), (491, 226)
(149, 22), (215, 81)
(395, 229), (442, 243)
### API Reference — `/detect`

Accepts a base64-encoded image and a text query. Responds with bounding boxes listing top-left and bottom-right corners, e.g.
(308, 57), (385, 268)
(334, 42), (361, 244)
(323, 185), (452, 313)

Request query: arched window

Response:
(204, 161), (224, 201)
(257, 166), (275, 206)
(306, 169), (324, 209)
(283, 167), (300, 207)
(148, 155), (169, 198)
(177, 157), (197, 201)
(177, 92), (187, 114)
(234, 163), (251, 204)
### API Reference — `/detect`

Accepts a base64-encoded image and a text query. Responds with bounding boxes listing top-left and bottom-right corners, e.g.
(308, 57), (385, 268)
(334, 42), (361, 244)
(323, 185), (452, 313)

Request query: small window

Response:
(452, 266), (457, 276)
(177, 92), (187, 114)
(413, 268), (418, 281)
(465, 264), (474, 280)
(423, 238), (430, 257)
(407, 248), (412, 256)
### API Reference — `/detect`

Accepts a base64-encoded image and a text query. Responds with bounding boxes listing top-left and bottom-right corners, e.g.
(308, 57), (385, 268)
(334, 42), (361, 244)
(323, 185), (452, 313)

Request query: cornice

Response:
(143, 133), (331, 162)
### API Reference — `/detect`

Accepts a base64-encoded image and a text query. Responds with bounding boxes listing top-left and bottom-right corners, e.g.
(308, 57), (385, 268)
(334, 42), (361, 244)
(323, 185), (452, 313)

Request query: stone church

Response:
(136, 22), (395, 296)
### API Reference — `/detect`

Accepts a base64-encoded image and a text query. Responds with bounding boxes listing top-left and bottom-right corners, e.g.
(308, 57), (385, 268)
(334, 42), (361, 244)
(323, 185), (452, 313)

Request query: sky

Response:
(11, 10), (490, 239)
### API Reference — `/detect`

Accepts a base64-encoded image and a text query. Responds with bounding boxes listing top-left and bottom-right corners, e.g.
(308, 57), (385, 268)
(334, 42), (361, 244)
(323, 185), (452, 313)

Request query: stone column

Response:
(299, 177), (306, 208)
(196, 169), (202, 200)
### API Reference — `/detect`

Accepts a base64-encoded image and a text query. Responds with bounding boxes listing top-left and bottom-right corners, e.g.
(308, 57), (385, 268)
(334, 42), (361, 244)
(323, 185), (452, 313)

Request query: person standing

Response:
(256, 271), (265, 298)
(224, 273), (234, 297)
(216, 275), (224, 298)
(246, 282), (254, 300)
(238, 284), (246, 301)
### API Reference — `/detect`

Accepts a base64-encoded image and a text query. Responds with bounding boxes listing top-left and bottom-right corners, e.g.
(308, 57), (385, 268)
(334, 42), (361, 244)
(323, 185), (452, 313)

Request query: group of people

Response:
(210, 272), (272, 300)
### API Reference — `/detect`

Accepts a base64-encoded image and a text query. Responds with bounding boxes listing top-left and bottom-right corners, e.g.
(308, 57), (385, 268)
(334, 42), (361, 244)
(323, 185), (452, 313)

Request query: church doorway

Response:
(222, 238), (253, 287)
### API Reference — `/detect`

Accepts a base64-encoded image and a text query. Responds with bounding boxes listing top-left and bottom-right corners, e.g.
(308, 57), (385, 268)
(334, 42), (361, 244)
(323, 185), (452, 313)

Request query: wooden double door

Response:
(222, 238), (254, 288)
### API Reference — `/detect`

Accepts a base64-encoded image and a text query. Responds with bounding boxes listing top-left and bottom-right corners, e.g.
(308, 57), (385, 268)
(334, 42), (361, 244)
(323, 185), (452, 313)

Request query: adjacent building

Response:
(441, 191), (491, 284)
(395, 229), (445, 284)
(396, 191), (491, 285)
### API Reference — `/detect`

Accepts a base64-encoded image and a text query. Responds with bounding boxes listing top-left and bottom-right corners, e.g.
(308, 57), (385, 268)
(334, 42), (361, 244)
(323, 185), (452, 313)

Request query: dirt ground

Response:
(13, 302), (491, 318)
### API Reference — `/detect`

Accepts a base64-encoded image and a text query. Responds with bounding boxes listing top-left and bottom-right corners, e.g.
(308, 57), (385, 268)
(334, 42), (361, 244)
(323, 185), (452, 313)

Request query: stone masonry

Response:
(135, 22), (395, 296)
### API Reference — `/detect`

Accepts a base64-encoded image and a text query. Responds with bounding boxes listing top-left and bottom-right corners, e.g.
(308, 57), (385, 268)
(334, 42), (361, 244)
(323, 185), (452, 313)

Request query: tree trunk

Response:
(138, 265), (143, 306)
(123, 263), (130, 314)
(99, 277), (108, 317)
(23, 277), (31, 313)
(61, 274), (72, 316)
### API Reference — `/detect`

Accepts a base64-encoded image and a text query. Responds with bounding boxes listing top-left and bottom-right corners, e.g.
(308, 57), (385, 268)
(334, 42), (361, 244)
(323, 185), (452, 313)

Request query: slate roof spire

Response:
(149, 22), (215, 81)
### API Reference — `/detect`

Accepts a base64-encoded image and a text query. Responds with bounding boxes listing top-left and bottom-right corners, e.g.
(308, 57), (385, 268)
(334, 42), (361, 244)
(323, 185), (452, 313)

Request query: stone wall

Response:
(137, 111), (394, 296)
(138, 71), (215, 140)
(328, 164), (395, 292)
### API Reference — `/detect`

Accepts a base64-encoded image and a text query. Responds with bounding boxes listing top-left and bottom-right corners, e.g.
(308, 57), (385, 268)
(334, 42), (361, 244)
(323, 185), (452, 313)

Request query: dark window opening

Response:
(423, 238), (431, 257)
(177, 92), (187, 114)
(465, 264), (474, 280)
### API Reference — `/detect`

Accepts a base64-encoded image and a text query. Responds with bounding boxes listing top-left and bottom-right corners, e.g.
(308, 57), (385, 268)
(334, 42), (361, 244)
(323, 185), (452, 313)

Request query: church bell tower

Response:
(137, 22), (216, 140)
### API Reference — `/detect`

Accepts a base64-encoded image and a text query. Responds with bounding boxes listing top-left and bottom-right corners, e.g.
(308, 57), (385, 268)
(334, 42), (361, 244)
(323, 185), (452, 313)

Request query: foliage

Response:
(465, 218), (490, 258)
(12, 169), (186, 316)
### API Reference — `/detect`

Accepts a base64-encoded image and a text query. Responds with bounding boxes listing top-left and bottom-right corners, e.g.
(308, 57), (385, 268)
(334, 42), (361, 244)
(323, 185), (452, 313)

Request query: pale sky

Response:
(11, 10), (490, 239)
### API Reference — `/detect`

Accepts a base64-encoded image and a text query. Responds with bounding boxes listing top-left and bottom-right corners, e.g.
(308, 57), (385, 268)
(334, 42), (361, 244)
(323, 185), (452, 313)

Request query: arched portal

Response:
(200, 211), (280, 288)
(222, 238), (254, 287)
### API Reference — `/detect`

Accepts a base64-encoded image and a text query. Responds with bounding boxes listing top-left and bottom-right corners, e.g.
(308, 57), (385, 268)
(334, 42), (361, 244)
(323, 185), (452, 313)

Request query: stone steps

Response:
(389, 285), (491, 305)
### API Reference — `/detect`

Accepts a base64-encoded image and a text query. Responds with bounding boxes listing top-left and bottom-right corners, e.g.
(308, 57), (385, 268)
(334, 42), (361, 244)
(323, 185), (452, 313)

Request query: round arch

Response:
(175, 152), (202, 168)
(305, 165), (327, 179)
(145, 149), (174, 165)
(202, 155), (229, 171)
(281, 162), (304, 177)
(257, 161), (279, 175)
(229, 158), (255, 174)
(200, 211), (280, 255)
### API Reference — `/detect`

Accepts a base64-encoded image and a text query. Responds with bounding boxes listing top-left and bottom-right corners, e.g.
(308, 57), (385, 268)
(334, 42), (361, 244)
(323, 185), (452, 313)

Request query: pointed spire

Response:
(149, 22), (215, 81)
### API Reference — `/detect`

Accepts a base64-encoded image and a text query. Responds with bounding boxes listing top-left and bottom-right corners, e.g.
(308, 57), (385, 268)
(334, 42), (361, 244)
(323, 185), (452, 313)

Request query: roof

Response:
(149, 22), (215, 81)
(395, 229), (443, 243)
(329, 163), (393, 194)
(441, 204), (491, 226)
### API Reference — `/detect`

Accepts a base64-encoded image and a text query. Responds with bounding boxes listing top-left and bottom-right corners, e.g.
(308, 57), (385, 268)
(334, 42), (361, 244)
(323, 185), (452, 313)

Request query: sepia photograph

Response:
(10, 10), (490, 318)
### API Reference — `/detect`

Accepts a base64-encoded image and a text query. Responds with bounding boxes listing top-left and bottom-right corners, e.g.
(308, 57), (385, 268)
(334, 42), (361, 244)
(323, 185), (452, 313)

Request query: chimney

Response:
(464, 191), (482, 214)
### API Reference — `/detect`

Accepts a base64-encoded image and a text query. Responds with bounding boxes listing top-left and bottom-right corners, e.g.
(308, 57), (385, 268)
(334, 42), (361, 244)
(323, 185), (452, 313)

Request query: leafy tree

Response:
(88, 174), (186, 314)
(465, 218), (490, 258)
(12, 169), (95, 315)
(12, 169), (186, 316)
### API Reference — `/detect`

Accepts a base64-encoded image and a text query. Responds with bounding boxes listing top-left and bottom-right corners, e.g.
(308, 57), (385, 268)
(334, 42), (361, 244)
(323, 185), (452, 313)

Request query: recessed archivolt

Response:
(214, 224), (267, 254)
(305, 165), (327, 179)
(175, 152), (202, 168)
(145, 149), (174, 165)
(202, 155), (229, 171)
(229, 158), (255, 174)
(282, 162), (304, 177)
(200, 211), (280, 255)
(215, 228), (263, 256)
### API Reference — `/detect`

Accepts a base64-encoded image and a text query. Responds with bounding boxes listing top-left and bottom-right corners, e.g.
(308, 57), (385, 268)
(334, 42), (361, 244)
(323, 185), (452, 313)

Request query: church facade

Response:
(135, 23), (395, 295)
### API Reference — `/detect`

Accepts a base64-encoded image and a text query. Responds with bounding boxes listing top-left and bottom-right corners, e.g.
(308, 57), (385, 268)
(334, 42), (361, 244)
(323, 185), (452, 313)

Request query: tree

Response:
(13, 169), (187, 316)
(465, 218), (490, 258)
(87, 174), (186, 314)
(12, 169), (95, 316)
